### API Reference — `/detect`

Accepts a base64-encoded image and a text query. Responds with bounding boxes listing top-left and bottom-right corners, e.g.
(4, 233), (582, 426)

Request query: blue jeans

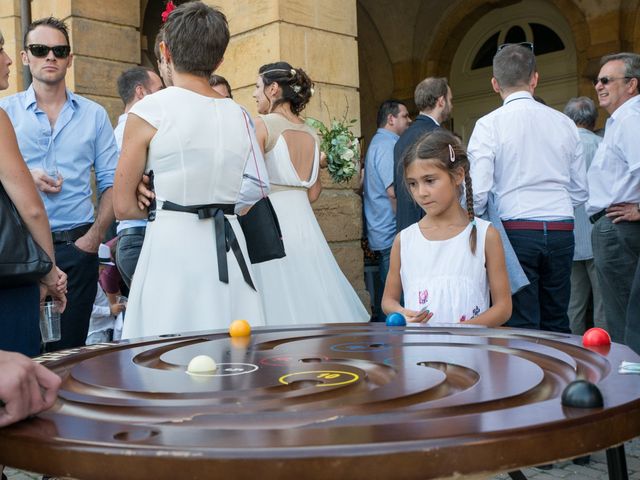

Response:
(0, 283), (40, 356)
(506, 229), (574, 333)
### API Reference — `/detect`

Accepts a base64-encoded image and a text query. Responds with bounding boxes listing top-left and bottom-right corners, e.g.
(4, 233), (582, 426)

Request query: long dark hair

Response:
(259, 61), (314, 115)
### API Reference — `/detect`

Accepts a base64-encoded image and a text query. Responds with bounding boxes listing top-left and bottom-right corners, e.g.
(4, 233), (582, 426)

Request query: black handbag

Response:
(237, 113), (286, 264)
(0, 181), (53, 288)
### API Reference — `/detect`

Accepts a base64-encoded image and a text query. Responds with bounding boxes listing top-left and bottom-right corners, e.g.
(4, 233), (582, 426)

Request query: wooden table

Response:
(1, 324), (639, 479)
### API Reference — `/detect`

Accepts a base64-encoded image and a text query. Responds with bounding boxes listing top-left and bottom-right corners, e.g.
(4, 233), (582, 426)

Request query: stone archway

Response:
(449, 0), (579, 141)
(419, 0), (590, 140)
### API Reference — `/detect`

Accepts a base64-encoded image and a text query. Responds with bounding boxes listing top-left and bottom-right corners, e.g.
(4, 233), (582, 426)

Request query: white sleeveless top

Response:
(400, 218), (491, 324)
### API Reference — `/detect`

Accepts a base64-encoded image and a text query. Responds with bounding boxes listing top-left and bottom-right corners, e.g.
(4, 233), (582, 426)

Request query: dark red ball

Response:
(582, 327), (611, 347)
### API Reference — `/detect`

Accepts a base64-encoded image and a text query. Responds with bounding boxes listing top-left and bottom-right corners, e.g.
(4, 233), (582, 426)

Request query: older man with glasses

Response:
(0, 17), (118, 351)
(467, 43), (587, 334)
(586, 52), (640, 353)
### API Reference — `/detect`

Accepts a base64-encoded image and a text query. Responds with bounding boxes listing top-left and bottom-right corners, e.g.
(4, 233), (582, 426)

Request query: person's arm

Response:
(75, 110), (120, 253)
(606, 115), (640, 223)
(308, 177), (322, 203)
(254, 117), (268, 155)
(567, 130), (588, 208)
(0, 110), (66, 309)
(467, 119), (495, 217)
(463, 226), (512, 326)
(237, 113), (270, 214)
(386, 185), (397, 213)
(0, 350), (61, 427)
(114, 113), (157, 221)
(381, 234), (430, 323)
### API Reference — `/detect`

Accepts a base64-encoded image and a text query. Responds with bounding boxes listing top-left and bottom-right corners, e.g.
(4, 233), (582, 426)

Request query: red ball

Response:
(582, 327), (611, 347)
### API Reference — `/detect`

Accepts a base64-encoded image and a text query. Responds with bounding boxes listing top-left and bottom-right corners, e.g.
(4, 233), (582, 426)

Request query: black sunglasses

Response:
(26, 44), (71, 59)
(592, 76), (632, 86)
(497, 42), (535, 54)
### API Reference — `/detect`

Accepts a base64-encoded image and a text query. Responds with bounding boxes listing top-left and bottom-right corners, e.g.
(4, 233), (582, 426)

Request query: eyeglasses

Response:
(592, 76), (632, 86)
(497, 42), (534, 54)
(26, 44), (71, 59)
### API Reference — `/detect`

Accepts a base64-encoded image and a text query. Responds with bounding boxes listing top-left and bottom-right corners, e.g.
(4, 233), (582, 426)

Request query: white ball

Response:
(187, 355), (217, 374)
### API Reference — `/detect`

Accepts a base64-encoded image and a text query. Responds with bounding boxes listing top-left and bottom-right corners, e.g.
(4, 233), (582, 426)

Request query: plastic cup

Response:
(116, 295), (128, 309)
(40, 300), (62, 343)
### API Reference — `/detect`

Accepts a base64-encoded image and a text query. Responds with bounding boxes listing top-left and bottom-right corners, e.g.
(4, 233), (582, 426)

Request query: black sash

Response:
(161, 201), (255, 291)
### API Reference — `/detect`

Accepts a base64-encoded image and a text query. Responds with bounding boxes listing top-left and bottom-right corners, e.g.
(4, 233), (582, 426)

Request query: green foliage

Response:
(306, 115), (360, 184)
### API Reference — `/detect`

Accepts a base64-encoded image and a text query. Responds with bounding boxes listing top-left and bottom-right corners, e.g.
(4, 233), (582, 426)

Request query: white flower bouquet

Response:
(306, 115), (360, 184)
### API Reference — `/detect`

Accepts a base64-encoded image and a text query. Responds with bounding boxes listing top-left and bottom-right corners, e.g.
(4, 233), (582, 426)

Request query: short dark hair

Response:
(563, 96), (598, 129)
(259, 61), (314, 115)
(601, 52), (640, 94)
(162, 1), (229, 79)
(117, 67), (155, 106)
(376, 100), (405, 128)
(414, 77), (448, 111)
(493, 44), (536, 89)
(24, 17), (70, 47)
(209, 74), (233, 98)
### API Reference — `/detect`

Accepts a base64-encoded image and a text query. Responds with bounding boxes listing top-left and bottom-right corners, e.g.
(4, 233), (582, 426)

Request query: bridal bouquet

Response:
(306, 115), (360, 184)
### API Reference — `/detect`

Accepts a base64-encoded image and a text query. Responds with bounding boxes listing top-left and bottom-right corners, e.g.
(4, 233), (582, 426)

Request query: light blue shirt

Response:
(574, 128), (601, 260)
(363, 128), (398, 250)
(0, 85), (118, 231)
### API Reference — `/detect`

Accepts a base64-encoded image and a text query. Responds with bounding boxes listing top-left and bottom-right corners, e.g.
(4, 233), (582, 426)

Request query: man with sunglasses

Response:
(0, 17), (118, 351)
(586, 52), (640, 354)
(468, 43), (587, 334)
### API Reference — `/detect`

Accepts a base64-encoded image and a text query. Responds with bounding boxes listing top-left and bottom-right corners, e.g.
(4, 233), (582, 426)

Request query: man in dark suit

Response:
(393, 77), (453, 232)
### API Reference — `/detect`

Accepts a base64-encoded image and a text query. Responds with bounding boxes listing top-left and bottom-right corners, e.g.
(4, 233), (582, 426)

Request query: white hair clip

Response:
(310, 87), (315, 96)
(290, 68), (297, 76)
(292, 85), (301, 93)
(448, 144), (455, 163)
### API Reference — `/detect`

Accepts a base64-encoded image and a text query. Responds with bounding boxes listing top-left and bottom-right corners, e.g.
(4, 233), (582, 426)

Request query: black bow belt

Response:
(161, 201), (255, 291)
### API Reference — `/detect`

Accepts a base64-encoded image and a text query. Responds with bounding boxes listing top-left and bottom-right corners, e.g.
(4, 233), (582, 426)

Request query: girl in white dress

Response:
(382, 129), (511, 326)
(114, 2), (267, 338)
(250, 62), (369, 325)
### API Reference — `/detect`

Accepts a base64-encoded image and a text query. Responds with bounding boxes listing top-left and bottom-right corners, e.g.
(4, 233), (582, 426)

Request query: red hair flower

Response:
(161, 1), (176, 23)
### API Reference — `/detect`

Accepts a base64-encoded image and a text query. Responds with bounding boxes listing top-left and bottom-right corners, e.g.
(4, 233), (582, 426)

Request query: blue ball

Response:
(386, 312), (406, 326)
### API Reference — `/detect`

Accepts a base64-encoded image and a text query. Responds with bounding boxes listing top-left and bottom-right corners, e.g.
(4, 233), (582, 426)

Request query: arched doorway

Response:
(450, 0), (578, 143)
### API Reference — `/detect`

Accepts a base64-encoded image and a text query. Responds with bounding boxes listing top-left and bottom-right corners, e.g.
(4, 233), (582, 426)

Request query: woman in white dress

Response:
(114, 2), (267, 339)
(251, 62), (369, 325)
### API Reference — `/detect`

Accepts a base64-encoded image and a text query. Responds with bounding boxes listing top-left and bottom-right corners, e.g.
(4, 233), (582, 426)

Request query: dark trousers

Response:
(45, 242), (98, 352)
(115, 231), (145, 288)
(0, 283), (40, 356)
(626, 261), (640, 354)
(591, 216), (640, 345)
(506, 229), (574, 333)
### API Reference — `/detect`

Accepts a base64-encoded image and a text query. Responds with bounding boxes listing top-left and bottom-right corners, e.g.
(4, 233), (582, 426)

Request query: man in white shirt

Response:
(468, 43), (587, 333)
(113, 67), (163, 287)
(586, 52), (640, 352)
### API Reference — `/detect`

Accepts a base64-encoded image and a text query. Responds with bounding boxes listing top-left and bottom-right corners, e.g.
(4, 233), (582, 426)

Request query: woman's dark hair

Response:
(403, 129), (477, 254)
(162, 1), (229, 79)
(259, 61), (314, 115)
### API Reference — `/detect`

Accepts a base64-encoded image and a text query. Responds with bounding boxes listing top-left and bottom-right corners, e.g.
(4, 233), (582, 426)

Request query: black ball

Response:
(561, 380), (604, 408)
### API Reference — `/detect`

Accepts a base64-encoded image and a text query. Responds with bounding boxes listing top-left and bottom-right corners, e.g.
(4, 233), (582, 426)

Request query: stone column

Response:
(0, 0), (24, 94)
(214, 0), (370, 310)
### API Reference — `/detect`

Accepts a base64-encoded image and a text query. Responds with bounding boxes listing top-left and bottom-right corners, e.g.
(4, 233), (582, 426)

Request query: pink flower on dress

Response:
(418, 289), (429, 305)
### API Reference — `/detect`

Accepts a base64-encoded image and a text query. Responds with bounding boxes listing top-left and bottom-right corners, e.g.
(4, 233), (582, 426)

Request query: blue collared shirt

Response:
(0, 85), (118, 231)
(363, 128), (399, 250)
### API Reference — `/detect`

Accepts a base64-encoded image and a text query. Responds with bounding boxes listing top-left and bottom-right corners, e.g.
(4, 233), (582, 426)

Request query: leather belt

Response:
(161, 201), (255, 290)
(589, 209), (607, 224)
(51, 223), (92, 244)
(118, 226), (146, 237)
(503, 220), (574, 231)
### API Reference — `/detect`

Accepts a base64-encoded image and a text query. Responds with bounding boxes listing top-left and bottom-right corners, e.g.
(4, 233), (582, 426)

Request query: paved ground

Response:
(4, 437), (640, 479)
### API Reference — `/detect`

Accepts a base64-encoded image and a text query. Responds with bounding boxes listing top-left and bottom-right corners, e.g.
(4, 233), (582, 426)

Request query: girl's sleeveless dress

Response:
(400, 218), (491, 324)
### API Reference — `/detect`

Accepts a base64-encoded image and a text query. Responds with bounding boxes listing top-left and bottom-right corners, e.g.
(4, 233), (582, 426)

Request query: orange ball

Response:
(229, 319), (251, 337)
